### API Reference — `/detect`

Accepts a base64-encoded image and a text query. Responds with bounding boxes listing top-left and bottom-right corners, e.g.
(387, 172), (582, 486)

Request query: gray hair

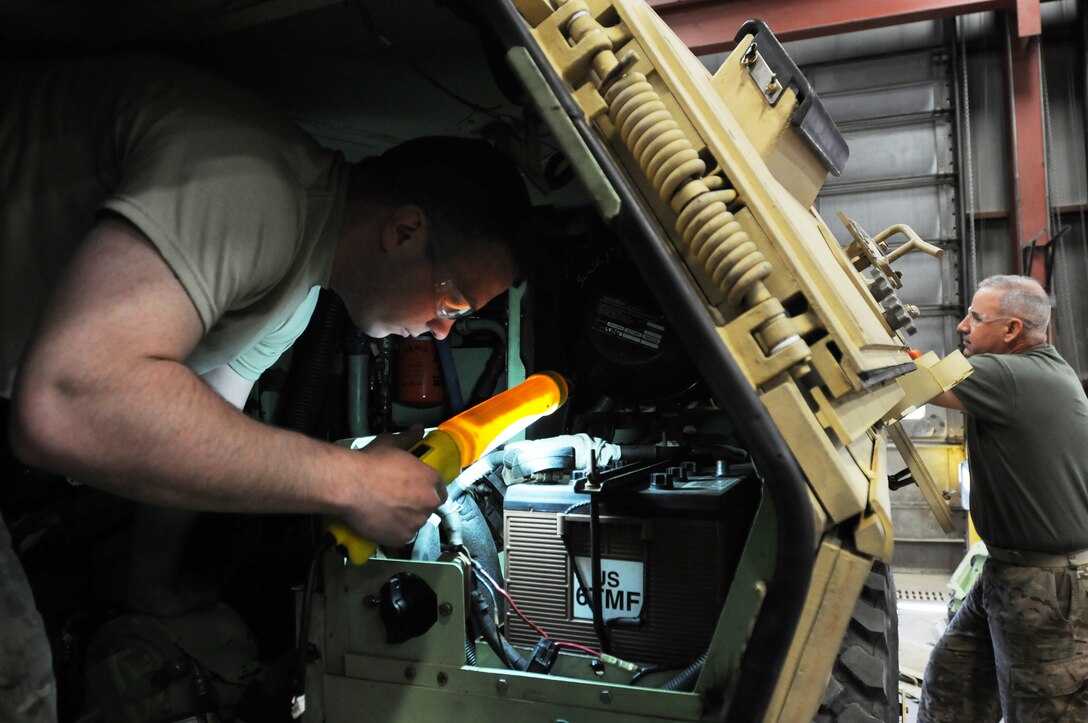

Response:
(977, 275), (1051, 335)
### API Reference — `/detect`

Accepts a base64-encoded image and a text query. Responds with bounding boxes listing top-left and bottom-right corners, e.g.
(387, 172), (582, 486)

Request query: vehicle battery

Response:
(502, 470), (760, 666)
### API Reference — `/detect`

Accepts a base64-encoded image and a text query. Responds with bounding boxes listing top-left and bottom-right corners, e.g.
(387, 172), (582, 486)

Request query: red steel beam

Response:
(1015, 0), (1042, 38)
(1006, 27), (1050, 285)
(648, 0), (1048, 54)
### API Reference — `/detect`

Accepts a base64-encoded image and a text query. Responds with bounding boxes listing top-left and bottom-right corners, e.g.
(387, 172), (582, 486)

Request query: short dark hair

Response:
(356, 136), (532, 280)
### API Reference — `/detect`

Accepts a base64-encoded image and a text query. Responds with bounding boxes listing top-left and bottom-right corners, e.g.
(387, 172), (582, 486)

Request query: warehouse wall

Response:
(955, 5), (1087, 377)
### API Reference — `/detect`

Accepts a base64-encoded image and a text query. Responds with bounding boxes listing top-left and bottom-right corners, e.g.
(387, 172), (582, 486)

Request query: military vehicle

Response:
(300, 2), (968, 722)
(1, 1), (969, 721)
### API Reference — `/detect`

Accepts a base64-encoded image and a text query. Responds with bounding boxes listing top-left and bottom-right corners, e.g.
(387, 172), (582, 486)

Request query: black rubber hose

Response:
(662, 652), (708, 692)
(560, 530), (594, 618)
(470, 588), (526, 670)
(560, 504), (642, 635)
(465, 634), (478, 666)
(468, 336), (505, 407)
(277, 290), (349, 437)
(435, 337), (465, 414)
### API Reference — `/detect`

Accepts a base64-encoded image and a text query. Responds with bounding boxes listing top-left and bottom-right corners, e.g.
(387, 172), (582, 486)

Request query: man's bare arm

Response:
(927, 390), (966, 411)
(10, 216), (442, 546)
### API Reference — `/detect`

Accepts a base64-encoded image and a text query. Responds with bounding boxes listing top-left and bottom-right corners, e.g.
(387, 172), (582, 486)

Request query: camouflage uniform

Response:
(0, 513), (56, 722)
(919, 557), (1088, 722)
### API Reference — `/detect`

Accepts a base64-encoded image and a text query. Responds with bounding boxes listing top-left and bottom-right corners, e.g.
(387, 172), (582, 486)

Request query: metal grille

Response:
(503, 510), (728, 665)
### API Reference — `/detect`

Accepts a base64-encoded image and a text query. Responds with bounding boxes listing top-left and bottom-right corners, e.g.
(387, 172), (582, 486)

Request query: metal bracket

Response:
(740, 41), (785, 105)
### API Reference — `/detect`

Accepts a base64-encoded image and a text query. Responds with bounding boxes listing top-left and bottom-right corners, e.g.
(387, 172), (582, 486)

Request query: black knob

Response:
(378, 572), (438, 644)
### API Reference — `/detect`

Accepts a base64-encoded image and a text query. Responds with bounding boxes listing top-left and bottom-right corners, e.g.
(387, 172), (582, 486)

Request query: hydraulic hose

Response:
(465, 634), (478, 666)
(457, 319), (507, 407)
(278, 291), (349, 437)
(662, 652), (708, 692)
(470, 588), (527, 670)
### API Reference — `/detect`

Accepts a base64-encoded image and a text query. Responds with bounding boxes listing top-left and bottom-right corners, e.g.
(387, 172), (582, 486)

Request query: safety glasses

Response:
(434, 278), (474, 320)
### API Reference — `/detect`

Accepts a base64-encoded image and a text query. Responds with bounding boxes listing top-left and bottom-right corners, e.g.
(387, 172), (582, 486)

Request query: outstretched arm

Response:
(926, 389), (965, 411)
(10, 215), (442, 546)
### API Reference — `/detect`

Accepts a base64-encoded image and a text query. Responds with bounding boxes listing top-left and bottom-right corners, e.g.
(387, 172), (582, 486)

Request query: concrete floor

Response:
(894, 571), (953, 723)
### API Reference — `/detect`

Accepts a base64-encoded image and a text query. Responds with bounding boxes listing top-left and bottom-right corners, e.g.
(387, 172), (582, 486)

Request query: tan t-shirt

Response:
(1, 55), (347, 396)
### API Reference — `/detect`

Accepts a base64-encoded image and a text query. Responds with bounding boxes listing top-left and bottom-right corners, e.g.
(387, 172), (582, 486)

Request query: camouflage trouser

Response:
(0, 512), (57, 722)
(918, 557), (1088, 722)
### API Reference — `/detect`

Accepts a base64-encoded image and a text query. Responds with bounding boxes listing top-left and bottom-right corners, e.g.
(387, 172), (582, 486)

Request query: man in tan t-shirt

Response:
(1, 55), (531, 721)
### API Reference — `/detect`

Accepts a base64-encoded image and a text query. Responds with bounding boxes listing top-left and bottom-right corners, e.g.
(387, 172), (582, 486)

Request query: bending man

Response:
(1, 54), (531, 721)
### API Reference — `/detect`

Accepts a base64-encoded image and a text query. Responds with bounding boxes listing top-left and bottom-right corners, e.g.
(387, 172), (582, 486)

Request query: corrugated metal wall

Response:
(801, 40), (969, 572)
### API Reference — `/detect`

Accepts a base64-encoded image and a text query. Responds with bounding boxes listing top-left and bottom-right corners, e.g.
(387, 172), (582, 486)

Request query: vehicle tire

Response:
(814, 560), (899, 722)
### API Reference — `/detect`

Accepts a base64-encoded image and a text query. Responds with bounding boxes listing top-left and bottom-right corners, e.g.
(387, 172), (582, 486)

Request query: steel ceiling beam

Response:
(648, 0), (1050, 54)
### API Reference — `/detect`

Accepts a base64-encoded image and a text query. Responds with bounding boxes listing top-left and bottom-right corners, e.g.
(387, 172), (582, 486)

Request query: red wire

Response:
(498, 581), (550, 639)
(474, 564), (603, 658)
(554, 640), (602, 657)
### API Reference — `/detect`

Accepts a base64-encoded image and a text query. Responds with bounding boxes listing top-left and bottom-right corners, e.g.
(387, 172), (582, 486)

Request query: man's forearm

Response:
(12, 356), (445, 545)
(12, 355), (348, 515)
(927, 389), (965, 411)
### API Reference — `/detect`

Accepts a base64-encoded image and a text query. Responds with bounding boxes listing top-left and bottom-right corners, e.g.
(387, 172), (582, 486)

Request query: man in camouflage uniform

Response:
(920, 275), (1088, 721)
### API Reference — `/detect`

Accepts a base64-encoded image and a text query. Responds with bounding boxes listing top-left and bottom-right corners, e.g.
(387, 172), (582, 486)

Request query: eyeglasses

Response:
(426, 234), (475, 321)
(435, 279), (475, 320)
(965, 307), (1013, 326)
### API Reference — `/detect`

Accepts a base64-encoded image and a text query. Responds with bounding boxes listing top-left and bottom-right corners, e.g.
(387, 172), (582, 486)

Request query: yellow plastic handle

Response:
(331, 372), (568, 566)
(329, 431), (461, 566)
(328, 522), (378, 565)
(407, 429), (463, 484)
